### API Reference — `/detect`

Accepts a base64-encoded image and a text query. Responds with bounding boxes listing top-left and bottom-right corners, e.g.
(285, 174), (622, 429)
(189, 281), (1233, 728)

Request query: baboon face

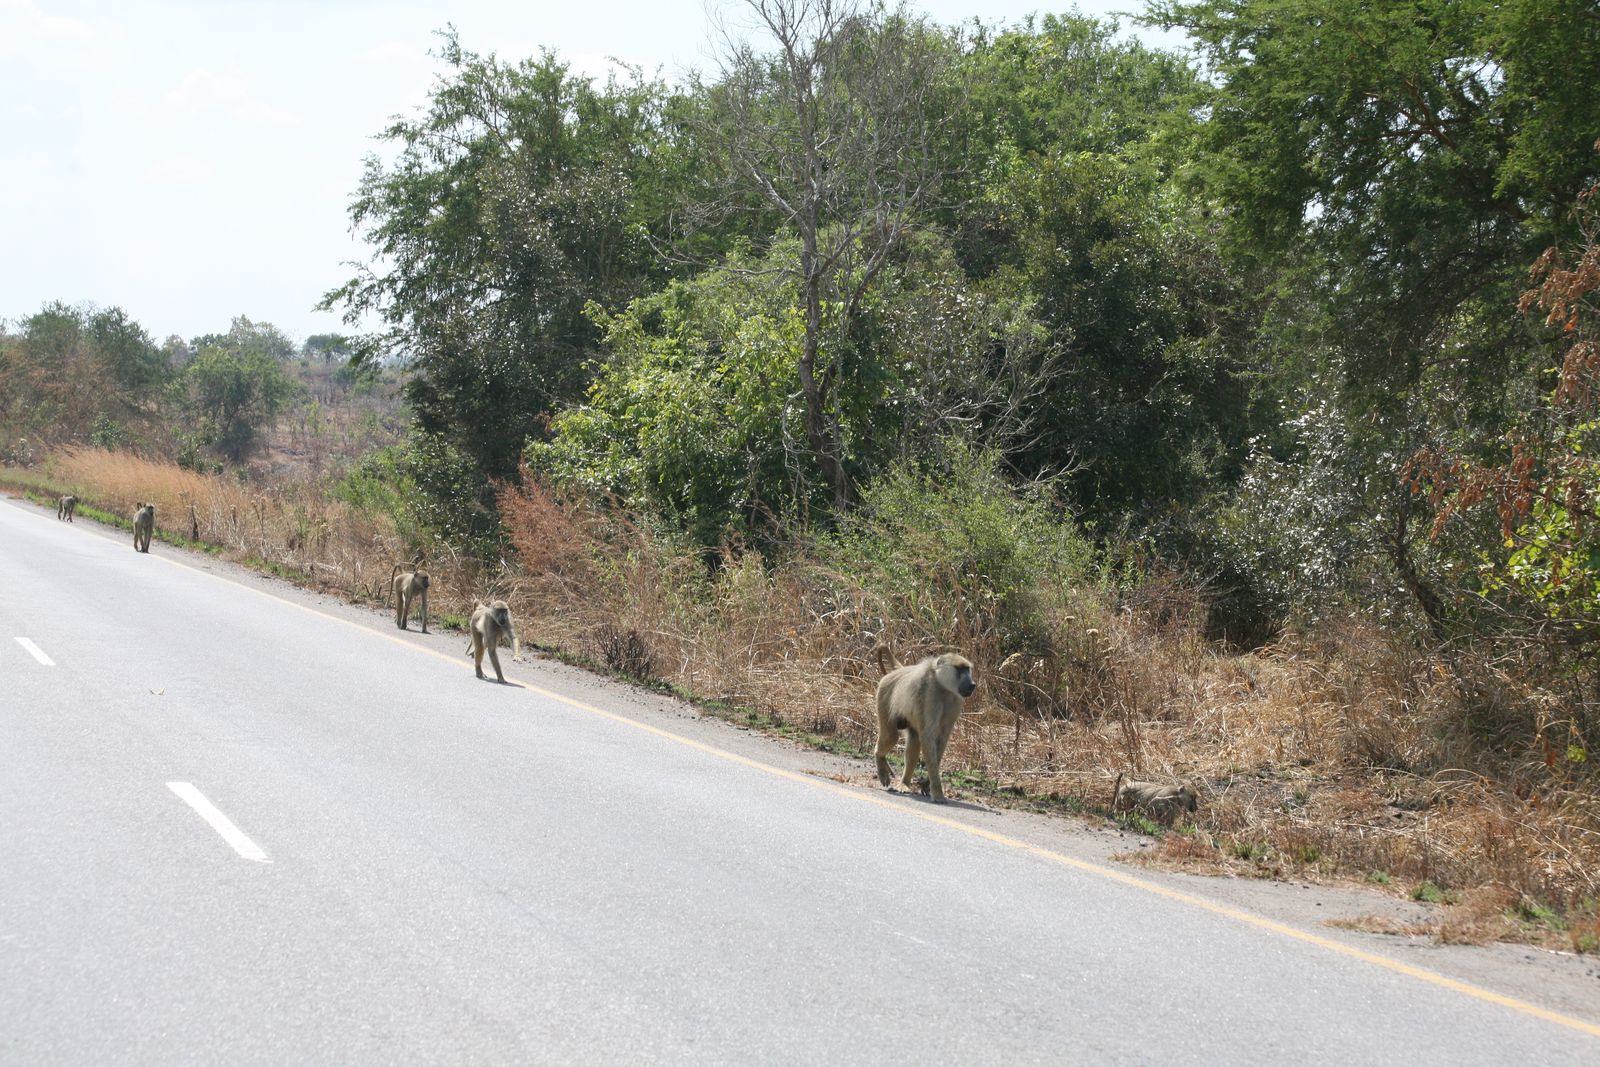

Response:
(492, 604), (510, 629)
(935, 654), (976, 698)
(418, 574), (430, 590)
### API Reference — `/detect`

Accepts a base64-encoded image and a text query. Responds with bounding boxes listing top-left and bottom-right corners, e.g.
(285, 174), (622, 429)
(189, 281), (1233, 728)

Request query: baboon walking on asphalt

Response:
(873, 644), (977, 803)
(390, 561), (430, 633)
(465, 600), (520, 683)
(56, 495), (77, 522)
(1111, 772), (1199, 826)
(132, 502), (155, 553)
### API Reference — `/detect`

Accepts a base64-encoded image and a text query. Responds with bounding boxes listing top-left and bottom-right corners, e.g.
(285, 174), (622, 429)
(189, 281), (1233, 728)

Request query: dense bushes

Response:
(825, 442), (1093, 658)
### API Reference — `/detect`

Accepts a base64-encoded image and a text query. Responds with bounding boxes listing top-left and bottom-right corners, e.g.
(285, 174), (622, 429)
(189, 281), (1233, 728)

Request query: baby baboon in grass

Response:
(1111, 772), (1199, 826)
(465, 600), (520, 683)
(873, 644), (976, 803)
(56, 494), (77, 522)
(390, 561), (430, 633)
(132, 502), (155, 553)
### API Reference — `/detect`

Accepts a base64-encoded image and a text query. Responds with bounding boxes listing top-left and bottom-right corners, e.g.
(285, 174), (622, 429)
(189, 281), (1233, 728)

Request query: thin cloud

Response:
(0, 0), (97, 45)
(166, 66), (297, 127)
(143, 155), (217, 186)
(357, 39), (422, 66)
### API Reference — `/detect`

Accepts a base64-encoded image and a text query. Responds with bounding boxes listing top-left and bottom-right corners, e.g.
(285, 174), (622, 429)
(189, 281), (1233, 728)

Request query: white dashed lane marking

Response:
(15, 637), (55, 666)
(166, 782), (271, 863)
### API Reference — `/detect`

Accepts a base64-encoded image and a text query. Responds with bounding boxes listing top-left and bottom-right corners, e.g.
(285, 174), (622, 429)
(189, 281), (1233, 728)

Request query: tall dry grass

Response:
(39, 448), (507, 618)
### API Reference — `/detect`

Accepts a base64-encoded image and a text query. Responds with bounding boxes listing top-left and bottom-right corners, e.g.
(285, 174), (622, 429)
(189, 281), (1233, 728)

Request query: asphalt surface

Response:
(3, 495), (1599, 1065)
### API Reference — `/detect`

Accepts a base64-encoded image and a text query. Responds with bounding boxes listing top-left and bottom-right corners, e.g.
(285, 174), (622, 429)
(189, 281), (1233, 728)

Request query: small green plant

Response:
(1229, 839), (1271, 861)
(1119, 812), (1164, 836)
(1365, 870), (1392, 885)
(1297, 845), (1322, 863)
(1412, 881), (1458, 905)
(1510, 899), (1566, 931)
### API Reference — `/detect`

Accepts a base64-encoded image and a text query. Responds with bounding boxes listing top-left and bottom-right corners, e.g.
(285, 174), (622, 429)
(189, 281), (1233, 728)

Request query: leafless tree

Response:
(698, 0), (960, 509)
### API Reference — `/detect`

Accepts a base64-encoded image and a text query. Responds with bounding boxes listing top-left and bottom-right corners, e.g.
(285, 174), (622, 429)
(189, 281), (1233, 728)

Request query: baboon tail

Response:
(1111, 771), (1124, 811)
(874, 643), (895, 676)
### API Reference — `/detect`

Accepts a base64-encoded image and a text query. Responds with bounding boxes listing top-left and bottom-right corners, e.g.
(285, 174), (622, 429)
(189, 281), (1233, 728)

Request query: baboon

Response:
(132, 502), (155, 553)
(465, 599), (520, 683)
(1111, 772), (1199, 826)
(873, 644), (977, 803)
(56, 494), (77, 522)
(390, 561), (430, 633)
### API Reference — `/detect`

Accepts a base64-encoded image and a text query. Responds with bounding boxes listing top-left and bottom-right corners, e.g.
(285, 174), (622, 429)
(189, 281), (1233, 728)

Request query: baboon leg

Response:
(419, 589), (428, 634)
(487, 643), (505, 684)
(472, 635), (486, 678)
(924, 734), (946, 802)
(902, 730), (922, 791)
(874, 723), (898, 786)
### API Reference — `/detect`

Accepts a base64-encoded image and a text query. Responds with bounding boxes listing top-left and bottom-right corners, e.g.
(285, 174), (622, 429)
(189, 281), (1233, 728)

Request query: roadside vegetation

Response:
(4, 0), (1600, 948)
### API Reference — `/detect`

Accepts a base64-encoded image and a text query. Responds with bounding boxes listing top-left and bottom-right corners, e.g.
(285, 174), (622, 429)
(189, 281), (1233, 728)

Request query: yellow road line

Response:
(13, 495), (1600, 1041)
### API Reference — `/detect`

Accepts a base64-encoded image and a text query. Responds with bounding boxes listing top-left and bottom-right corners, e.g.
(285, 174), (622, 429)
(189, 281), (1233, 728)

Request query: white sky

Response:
(0, 0), (1179, 344)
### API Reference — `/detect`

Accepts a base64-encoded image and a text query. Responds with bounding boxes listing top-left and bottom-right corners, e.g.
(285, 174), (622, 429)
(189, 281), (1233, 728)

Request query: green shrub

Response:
(825, 439), (1093, 654)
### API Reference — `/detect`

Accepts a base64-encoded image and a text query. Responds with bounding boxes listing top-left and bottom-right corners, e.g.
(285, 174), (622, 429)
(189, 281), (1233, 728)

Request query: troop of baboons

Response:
(47, 495), (1198, 815)
(48, 496), (523, 686)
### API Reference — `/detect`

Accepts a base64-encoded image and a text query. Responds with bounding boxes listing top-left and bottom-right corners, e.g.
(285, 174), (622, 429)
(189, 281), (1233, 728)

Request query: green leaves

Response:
(528, 262), (817, 547)
(181, 325), (299, 463)
(322, 32), (675, 479)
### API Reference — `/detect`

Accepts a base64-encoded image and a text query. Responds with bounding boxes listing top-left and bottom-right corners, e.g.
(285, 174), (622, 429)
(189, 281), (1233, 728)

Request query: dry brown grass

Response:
(1328, 885), (1600, 952)
(31, 448), (502, 620)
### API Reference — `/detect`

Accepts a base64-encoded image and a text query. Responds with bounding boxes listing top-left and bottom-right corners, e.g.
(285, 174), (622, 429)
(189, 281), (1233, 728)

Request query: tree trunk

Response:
(1389, 491), (1448, 642)
(797, 241), (851, 510)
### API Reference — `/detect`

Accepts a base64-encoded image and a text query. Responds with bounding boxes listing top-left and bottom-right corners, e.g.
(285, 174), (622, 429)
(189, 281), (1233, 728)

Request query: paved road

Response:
(3, 495), (1598, 1065)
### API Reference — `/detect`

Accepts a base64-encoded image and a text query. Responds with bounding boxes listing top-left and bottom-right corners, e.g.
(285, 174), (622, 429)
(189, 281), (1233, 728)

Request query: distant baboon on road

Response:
(873, 644), (976, 803)
(465, 600), (520, 683)
(390, 561), (430, 633)
(56, 495), (77, 522)
(132, 502), (155, 553)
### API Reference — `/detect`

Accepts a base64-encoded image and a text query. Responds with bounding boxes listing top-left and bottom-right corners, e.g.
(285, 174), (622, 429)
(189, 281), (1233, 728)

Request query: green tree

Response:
(694, 0), (963, 509)
(949, 14), (1256, 520)
(321, 31), (675, 481)
(182, 339), (298, 462)
(191, 316), (297, 363)
(1150, 0), (1600, 407)
(529, 263), (816, 546)
(1151, 0), (1600, 632)
(0, 302), (168, 446)
(303, 333), (354, 363)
